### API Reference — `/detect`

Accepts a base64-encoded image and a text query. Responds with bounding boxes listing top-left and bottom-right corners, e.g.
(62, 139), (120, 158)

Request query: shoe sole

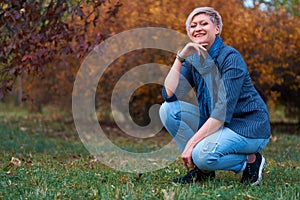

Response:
(251, 156), (266, 186)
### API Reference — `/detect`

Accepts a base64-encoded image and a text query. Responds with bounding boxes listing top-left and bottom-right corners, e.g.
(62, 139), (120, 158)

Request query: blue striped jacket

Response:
(162, 37), (271, 139)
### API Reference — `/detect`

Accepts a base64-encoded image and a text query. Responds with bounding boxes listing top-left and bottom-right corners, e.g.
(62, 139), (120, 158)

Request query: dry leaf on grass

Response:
(10, 157), (21, 167)
(162, 189), (175, 200)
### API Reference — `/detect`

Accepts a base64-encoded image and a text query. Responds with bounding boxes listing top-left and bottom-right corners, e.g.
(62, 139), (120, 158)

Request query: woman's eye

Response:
(201, 22), (208, 26)
(191, 24), (196, 28)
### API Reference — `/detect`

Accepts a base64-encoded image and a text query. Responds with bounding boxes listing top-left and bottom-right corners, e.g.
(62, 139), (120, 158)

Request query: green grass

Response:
(0, 106), (299, 199)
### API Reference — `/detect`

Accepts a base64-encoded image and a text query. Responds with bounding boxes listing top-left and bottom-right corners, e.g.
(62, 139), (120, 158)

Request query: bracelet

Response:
(176, 50), (185, 63)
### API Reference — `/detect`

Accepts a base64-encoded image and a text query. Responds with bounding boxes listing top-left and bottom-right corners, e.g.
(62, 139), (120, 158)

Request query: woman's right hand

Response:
(179, 42), (207, 59)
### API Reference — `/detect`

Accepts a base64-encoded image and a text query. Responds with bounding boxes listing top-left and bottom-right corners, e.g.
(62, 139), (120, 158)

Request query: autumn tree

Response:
(0, 0), (120, 100)
(3, 0), (299, 124)
(95, 0), (300, 124)
(221, 1), (300, 122)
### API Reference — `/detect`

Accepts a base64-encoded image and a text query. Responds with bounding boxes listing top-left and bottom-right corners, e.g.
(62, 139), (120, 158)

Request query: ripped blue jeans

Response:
(159, 101), (269, 173)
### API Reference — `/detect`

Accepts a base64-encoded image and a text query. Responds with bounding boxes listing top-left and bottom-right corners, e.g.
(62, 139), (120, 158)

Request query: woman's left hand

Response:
(181, 145), (195, 171)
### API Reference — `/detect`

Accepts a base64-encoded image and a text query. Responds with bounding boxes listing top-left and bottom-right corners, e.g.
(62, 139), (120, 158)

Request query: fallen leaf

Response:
(10, 157), (21, 167)
(120, 175), (129, 184)
(92, 189), (98, 196)
(88, 157), (98, 169)
(220, 184), (234, 189)
(240, 193), (255, 200)
(67, 162), (74, 168)
(6, 171), (14, 175)
(20, 127), (28, 131)
(270, 135), (278, 142)
(25, 160), (32, 166)
(162, 189), (175, 200)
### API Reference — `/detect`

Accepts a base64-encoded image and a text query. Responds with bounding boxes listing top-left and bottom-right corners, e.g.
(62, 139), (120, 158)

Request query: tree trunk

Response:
(14, 76), (23, 107)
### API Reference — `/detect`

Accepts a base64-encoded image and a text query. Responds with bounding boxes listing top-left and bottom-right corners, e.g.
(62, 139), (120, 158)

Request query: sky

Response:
(243, 0), (269, 10)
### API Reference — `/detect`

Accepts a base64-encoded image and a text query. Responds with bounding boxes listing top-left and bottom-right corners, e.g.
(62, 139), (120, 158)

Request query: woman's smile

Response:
(189, 14), (220, 50)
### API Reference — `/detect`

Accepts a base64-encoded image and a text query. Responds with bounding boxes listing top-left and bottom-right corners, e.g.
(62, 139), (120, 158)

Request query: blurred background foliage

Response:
(0, 0), (299, 126)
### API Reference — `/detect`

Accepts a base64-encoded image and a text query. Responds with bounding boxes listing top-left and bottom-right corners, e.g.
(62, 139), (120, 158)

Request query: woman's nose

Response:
(195, 24), (202, 31)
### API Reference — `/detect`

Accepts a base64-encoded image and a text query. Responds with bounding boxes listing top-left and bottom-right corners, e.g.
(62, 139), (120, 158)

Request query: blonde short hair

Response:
(185, 7), (223, 39)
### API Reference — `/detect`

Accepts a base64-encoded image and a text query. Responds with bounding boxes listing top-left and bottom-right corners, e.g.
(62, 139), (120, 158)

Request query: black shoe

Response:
(240, 152), (266, 186)
(172, 167), (215, 184)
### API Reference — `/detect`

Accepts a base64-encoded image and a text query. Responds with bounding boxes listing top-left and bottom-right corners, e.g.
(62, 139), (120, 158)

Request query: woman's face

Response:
(189, 14), (220, 50)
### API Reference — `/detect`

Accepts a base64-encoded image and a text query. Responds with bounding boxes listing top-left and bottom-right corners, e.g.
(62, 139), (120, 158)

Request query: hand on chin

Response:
(200, 43), (208, 49)
(193, 39), (208, 48)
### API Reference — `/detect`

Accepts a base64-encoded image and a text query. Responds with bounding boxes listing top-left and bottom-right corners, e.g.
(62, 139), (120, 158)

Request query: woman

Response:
(159, 7), (271, 185)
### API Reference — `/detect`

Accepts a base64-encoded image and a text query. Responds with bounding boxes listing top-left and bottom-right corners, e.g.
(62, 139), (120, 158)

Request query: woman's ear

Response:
(215, 25), (220, 35)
